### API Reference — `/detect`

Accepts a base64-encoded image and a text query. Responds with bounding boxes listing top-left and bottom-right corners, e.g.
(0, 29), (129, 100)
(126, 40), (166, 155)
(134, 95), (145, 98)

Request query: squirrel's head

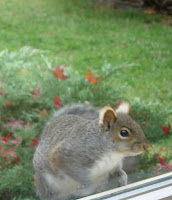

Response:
(99, 102), (149, 156)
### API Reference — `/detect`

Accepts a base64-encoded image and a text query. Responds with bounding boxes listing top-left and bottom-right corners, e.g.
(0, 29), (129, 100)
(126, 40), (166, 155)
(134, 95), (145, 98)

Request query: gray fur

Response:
(51, 104), (99, 120)
(33, 104), (149, 200)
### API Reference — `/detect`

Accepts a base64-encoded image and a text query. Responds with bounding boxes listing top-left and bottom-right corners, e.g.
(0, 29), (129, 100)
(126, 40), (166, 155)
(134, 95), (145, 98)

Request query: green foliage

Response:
(130, 100), (171, 142)
(0, 47), (124, 122)
(0, 47), (129, 199)
(0, 46), (171, 200)
(0, 163), (36, 200)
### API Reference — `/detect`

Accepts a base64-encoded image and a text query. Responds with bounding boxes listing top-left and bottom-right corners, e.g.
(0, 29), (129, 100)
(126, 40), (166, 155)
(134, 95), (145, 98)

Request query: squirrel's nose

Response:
(142, 142), (150, 150)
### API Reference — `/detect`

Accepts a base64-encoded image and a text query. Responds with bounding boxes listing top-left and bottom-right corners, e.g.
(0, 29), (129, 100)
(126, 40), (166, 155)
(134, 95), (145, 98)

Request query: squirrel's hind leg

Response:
(34, 172), (56, 200)
(35, 170), (80, 200)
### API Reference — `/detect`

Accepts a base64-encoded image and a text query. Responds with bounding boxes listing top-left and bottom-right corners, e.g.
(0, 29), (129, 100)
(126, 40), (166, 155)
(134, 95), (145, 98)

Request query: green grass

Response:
(0, 0), (171, 106)
(0, 0), (172, 199)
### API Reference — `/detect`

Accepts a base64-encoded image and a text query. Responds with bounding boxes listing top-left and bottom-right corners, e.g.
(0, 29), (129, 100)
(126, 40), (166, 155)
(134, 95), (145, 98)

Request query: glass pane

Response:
(0, 0), (171, 200)
(78, 173), (172, 199)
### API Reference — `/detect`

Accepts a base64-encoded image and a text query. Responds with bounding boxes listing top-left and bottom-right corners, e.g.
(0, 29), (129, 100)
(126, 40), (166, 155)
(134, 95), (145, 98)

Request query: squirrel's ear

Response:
(116, 102), (131, 115)
(99, 106), (117, 131)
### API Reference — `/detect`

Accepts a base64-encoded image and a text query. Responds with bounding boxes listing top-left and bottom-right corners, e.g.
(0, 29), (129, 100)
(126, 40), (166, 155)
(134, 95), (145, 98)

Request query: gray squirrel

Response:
(33, 102), (149, 200)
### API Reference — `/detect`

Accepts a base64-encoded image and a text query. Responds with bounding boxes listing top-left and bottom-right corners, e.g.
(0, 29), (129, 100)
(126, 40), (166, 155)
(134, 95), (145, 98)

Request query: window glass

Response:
(0, 1), (171, 200)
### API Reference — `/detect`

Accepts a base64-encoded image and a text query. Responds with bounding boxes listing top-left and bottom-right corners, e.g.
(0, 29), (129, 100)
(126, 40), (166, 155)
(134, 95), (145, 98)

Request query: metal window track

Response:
(78, 172), (172, 200)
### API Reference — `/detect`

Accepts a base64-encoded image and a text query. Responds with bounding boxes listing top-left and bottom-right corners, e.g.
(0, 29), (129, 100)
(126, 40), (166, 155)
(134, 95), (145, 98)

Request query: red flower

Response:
(1, 133), (11, 144)
(84, 69), (100, 84)
(26, 138), (39, 149)
(0, 133), (21, 166)
(54, 95), (61, 107)
(1, 133), (22, 145)
(0, 88), (7, 96)
(7, 148), (19, 164)
(0, 146), (19, 165)
(50, 64), (68, 79)
(30, 138), (39, 147)
(154, 155), (172, 172)
(113, 100), (122, 109)
(4, 118), (25, 130)
(5, 100), (12, 106)
(161, 123), (171, 135)
(0, 88), (4, 95)
(30, 85), (42, 97)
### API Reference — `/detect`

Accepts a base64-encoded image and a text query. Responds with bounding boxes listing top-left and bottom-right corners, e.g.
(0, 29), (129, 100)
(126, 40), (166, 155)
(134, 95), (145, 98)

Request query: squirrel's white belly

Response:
(90, 151), (124, 184)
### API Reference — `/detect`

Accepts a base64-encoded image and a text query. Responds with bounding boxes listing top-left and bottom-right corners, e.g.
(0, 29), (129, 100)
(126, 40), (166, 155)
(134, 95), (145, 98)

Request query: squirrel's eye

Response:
(120, 129), (129, 137)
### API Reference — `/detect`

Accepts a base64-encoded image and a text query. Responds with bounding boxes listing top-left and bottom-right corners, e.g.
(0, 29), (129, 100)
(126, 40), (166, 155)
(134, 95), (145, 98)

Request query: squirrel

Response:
(33, 102), (149, 200)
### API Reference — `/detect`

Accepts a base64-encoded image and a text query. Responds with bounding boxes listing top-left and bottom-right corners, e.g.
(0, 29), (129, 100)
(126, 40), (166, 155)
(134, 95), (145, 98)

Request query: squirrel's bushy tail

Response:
(51, 104), (99, 121)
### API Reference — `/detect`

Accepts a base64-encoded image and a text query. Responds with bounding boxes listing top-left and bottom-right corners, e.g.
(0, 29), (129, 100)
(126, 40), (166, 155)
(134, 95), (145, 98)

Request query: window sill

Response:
(78, 172), (172, 200)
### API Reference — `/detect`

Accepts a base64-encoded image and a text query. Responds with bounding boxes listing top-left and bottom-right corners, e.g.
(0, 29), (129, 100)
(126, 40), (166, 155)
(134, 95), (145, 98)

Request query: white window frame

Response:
(78, 172), (172, 200)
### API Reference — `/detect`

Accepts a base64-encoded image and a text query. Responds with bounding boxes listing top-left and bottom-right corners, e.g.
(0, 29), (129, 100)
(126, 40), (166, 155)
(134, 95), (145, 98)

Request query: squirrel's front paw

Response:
(114, 169), (127, 187)
(118, 170), (127, 186)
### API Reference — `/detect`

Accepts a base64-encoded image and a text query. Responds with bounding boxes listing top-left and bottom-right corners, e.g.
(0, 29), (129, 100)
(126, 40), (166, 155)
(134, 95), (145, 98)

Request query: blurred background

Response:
(0, 0), (171, 199)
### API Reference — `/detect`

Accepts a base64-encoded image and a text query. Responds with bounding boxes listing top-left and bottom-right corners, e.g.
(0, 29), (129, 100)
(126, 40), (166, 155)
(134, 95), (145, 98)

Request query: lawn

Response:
(0, 0), (171, 199)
